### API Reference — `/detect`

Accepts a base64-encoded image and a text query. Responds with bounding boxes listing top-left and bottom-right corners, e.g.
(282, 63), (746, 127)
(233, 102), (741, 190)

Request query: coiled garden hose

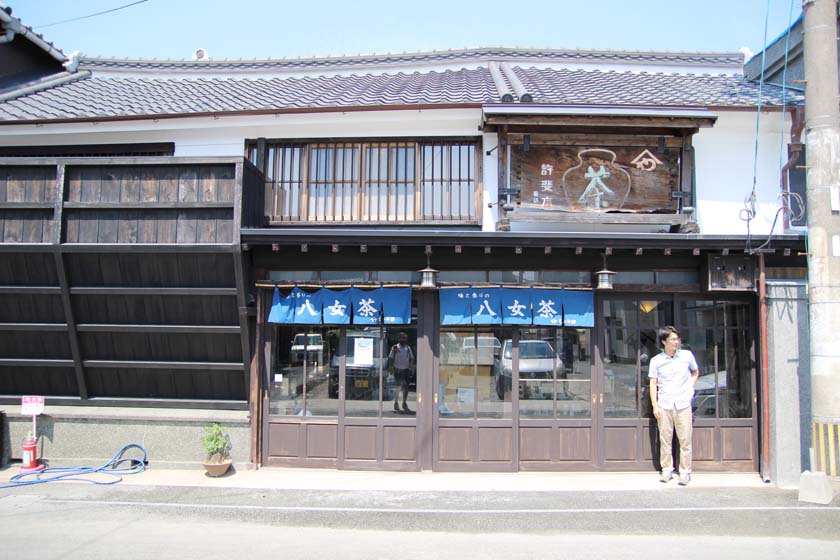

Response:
(0, 443), (147, 489)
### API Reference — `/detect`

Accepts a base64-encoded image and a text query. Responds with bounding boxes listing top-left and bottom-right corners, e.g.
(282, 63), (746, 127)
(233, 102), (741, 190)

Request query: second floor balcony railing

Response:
(248, 140), (480, 225)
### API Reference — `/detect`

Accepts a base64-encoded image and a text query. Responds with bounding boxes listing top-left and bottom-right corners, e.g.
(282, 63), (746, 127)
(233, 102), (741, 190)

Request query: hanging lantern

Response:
(594, 253), (615, 290)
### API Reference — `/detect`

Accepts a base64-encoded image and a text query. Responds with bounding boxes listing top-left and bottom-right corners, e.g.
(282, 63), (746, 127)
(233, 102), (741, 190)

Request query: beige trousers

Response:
(657, 406), (693, 474)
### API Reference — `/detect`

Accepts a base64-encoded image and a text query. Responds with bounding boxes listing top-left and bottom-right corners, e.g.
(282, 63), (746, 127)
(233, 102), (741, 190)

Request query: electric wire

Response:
(748, 0), (805, 254)
(741, 0), (771, 253)
(743, 0), (803, 254)
(35, 0), (149, 29)
(0, 443), (147, 489)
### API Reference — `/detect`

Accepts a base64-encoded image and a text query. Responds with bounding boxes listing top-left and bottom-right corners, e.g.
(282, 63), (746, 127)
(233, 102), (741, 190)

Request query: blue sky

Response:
(10, 0), (801, 60)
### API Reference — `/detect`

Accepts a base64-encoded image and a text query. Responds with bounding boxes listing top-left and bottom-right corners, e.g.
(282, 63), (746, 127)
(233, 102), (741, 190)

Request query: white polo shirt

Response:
(648, 349), (698, 410)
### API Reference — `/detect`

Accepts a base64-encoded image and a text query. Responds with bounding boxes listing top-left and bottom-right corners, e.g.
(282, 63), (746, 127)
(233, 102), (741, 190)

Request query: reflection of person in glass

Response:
(388, 332), (415, 414)
(649, 326), (699, 486)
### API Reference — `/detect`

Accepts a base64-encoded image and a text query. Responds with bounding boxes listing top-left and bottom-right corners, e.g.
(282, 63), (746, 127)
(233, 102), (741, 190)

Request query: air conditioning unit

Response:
(706, 254), (756, 292)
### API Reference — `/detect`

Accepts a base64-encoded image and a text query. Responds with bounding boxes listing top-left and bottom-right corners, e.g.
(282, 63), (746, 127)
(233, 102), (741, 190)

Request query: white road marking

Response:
(41, 499), (840, 514)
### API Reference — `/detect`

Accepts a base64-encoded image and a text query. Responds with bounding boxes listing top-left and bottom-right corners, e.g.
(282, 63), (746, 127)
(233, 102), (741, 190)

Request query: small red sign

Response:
(21, 395), (45, 416)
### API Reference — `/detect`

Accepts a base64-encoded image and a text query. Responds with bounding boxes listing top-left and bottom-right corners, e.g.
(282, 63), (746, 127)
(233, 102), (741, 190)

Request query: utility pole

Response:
(802, 0), (840, 482)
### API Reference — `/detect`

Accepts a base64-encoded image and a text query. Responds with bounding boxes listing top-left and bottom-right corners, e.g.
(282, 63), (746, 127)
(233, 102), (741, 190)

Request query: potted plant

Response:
(202, 422), (232, 477)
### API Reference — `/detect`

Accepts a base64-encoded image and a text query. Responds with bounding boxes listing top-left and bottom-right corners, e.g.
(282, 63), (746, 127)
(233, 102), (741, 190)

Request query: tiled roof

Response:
(0, 68), (496, 121)
(0, 66), (801, 123)
(77, 48), (745, 72)
(515, 67), (798, 106)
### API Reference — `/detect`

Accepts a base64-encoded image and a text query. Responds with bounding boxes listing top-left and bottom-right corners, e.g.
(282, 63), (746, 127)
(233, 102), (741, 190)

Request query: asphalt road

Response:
(1, 483), (838, 559)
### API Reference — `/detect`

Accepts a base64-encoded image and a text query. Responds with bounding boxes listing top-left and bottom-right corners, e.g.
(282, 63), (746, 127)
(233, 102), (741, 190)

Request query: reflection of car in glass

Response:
(462, 336), (501, 350)
(493, 339), (563, 399)
(692, 370), (727, 416)
(329, 332), (384, 399)
(463, 336), (501, 366)
(291, 333), (323, 366)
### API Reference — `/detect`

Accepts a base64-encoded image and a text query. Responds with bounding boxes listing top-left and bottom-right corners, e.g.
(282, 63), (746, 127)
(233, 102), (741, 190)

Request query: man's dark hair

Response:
(658, 326), (680, 344)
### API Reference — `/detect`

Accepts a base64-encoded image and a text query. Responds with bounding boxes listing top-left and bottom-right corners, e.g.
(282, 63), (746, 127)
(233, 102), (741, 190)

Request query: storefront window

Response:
(681, 327), (717, 418)
(268, 270), (318, 282)
(320, 271), (368, 282)
(655, 271), (699, 285)
(488, 271), (539, 283)
(440, 327), (511, 419)
(372, 271), (422, 283)
(615, 271), (655, 284)
(269, 326), (337, 416)
(541, 271), (591, 284)
(518, 328), (592, 419)
(719, 328), (754, 418)
(602, 297), (673, 418)
(438, 271), (487, 283)
(679, 300), (716, 328)
(344, 327), (418, 418)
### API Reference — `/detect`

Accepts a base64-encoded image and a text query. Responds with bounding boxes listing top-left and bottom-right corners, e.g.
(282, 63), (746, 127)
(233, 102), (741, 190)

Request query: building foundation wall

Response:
(767, 280), (811, 488)
(1, 406), (251, 470)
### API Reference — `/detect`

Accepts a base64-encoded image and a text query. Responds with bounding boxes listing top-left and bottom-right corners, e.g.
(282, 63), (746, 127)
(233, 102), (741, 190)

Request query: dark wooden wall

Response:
(0, 158), (265, 409)
(0, 166), (56, 243)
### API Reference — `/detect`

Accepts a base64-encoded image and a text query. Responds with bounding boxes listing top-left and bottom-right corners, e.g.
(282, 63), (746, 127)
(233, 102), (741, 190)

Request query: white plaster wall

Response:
(0, 108), (483, 157)
(1, 107), (791, 236)
(693, 110), (791, 235)
(482, 132), (499, 232)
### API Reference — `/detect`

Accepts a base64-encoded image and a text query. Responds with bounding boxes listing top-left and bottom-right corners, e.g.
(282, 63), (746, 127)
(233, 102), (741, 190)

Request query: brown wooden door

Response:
(595, 295), (671, 470)
(433, 324), (598, 472)
(433, 324), (518, 472)
(338, 325), (425, 471)
(517, 327), (597, 471)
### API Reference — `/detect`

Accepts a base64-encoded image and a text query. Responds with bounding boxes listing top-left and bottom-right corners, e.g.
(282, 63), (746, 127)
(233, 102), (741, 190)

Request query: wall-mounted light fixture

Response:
(594, 253), (616, 290)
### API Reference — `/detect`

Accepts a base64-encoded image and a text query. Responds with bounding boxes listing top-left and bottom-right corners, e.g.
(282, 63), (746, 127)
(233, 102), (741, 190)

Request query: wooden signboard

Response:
(510, 145), (681, 213)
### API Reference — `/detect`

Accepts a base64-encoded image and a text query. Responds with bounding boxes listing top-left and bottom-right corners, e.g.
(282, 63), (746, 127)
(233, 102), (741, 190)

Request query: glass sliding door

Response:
(597, 293), (757, 471)
(601, 298), (673, 419)
(269, 326), (338, 417)
(439, 327), (511, 419)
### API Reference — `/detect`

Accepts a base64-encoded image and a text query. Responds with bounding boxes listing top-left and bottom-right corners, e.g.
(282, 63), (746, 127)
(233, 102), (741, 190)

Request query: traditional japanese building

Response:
(0, 5), (809, 475)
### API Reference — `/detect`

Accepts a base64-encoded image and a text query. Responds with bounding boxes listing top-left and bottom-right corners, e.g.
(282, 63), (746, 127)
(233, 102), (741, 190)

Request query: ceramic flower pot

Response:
(202, 459), (232, 477)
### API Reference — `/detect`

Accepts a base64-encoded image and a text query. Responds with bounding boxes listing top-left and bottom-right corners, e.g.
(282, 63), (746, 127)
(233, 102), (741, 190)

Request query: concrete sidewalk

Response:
(1, 464), (768, 492)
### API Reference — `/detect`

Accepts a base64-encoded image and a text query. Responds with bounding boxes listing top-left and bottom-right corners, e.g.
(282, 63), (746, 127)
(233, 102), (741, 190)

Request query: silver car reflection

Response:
(493, 339), (563, 399)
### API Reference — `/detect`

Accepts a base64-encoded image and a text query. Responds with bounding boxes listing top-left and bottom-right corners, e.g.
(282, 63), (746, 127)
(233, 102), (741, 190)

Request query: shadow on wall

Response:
(795, 291), (812, 471)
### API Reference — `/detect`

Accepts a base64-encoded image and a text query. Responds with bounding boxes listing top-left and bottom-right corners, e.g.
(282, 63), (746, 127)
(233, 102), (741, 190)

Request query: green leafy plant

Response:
(202, 422), (231, 463)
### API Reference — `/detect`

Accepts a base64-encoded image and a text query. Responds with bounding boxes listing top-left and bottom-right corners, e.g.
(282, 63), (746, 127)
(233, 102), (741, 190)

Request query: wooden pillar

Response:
(52, 163), (88, 400)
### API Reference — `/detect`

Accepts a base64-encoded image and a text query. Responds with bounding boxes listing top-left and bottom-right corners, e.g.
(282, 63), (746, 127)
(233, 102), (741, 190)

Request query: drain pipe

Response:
(780, 106), (805, 230)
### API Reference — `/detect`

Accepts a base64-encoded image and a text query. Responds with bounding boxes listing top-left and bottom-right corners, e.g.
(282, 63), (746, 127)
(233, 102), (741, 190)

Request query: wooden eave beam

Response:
(82, 360), (245, 371)
(483, 114), (716, 129)
(506, 133), (687, 147)
(0, 395), (248, 410)
(505, 212), (687, 225)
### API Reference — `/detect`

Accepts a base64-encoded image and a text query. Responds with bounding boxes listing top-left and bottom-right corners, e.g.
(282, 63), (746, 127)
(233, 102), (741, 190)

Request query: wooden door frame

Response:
(339, 319), (424, 472)
(518, 326), (598, 471)
(433, 325), (519, 472)
(594, 292), (760, 472)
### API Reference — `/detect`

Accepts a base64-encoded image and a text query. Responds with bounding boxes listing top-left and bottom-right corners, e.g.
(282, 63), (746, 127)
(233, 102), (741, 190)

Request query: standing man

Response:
(649, 326), (699, 486)
(389, 332), (415, 414)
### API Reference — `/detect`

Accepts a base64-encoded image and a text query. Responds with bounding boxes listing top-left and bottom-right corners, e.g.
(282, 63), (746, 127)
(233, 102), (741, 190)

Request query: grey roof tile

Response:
(515, 67), (798, 106)
(0, 65), (802, 123)
(77, 48), (744, 72)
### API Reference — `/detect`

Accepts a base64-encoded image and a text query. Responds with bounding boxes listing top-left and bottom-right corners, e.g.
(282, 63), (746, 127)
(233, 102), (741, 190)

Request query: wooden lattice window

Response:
(252, 140), (478, 224)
